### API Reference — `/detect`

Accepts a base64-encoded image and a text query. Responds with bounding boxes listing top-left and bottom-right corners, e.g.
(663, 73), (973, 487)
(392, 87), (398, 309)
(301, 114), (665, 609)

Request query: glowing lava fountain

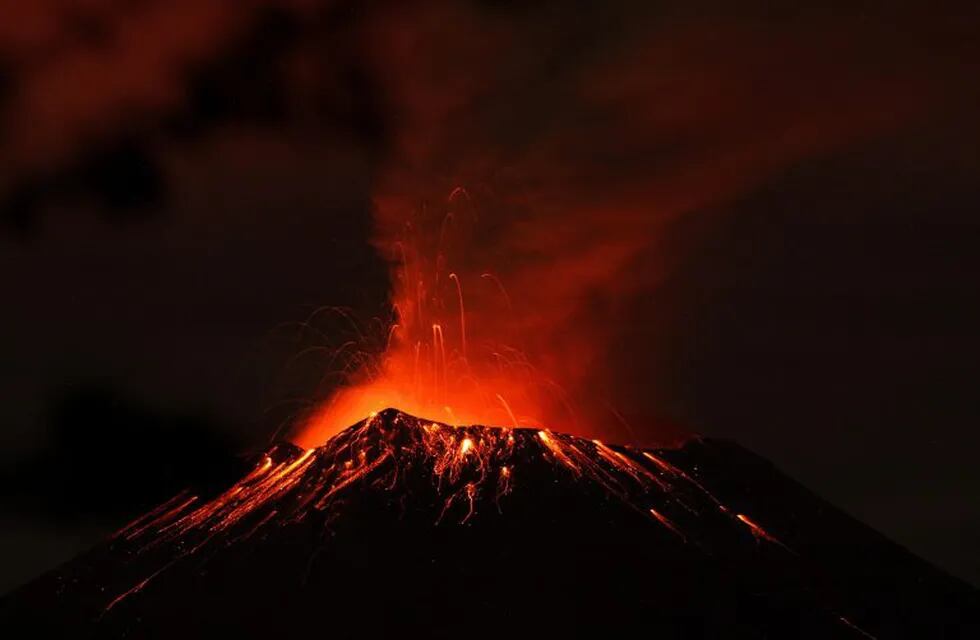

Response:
(295, 191), (589, 446)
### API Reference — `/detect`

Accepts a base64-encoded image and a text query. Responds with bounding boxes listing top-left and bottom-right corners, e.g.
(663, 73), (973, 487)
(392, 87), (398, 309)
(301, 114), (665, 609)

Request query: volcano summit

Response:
(2, 409), (978, 638)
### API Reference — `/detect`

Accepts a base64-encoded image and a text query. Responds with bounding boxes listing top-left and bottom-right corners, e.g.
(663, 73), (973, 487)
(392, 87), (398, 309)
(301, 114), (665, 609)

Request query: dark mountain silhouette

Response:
(2, 409), (978, 638)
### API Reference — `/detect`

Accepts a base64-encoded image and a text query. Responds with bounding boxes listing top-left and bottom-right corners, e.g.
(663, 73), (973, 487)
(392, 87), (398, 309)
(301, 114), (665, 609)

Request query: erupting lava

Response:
(296, 190), (585, 446)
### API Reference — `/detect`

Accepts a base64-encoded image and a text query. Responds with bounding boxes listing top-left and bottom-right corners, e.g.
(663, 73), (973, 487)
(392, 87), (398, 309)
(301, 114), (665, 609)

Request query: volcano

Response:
(2, 409), (978, 638)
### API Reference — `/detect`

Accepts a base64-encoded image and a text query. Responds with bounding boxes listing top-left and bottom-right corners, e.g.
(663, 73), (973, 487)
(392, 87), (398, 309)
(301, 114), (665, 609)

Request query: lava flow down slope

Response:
(3, 409), (978, 638)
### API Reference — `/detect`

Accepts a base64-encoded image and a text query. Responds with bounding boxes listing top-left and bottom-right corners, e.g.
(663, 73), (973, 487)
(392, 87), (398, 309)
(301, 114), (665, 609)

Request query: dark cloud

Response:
(2, 135), (165, 233)
(0, 1), (383, 233)
(169, 6), (301, 136)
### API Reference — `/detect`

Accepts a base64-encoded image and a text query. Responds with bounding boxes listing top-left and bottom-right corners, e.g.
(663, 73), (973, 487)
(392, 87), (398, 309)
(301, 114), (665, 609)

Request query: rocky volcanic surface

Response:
(2, 409), (978, 638)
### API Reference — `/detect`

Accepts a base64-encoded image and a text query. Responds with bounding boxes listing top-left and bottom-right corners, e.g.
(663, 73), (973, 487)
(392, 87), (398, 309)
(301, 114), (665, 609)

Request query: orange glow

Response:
(293, 189), (593, 448)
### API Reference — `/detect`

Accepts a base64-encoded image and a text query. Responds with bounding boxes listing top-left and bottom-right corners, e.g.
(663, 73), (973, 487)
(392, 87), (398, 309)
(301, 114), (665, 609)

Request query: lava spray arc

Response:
(297, 188), (582, 446)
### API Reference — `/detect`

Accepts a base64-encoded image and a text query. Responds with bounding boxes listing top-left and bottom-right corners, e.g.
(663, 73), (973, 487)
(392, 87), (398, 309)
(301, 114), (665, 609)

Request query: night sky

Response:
(2, 1), (979, 593)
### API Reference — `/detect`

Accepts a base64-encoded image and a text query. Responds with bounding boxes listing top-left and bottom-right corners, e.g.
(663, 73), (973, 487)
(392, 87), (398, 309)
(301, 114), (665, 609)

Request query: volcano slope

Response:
(2, 409), (978, 638)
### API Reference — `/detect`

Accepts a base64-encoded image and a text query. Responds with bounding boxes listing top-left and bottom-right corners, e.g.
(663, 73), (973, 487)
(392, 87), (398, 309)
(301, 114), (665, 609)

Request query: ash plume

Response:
(304, 0), (973, 442)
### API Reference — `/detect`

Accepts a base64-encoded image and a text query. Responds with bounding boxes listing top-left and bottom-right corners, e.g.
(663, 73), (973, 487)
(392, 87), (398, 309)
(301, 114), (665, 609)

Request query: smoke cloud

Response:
(295, 1), (968, 441)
